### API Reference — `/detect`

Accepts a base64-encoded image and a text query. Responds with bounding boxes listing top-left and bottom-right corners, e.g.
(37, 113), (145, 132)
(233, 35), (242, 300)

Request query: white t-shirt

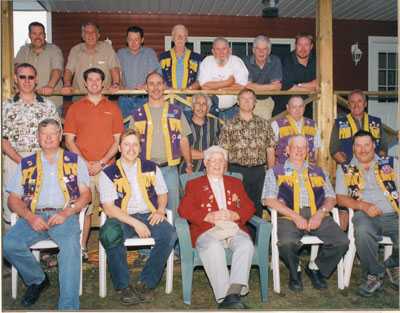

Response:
(199, 55), (249, 109)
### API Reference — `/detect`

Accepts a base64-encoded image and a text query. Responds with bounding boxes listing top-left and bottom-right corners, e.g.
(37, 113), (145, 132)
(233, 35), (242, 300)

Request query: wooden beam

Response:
(316, 0), (335, 177)
(1, 0), (14, 102)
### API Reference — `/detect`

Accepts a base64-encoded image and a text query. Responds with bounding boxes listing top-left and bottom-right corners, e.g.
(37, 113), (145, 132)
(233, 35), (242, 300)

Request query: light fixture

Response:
(262, 0), (279, 18)
(351, 42), (362, 66)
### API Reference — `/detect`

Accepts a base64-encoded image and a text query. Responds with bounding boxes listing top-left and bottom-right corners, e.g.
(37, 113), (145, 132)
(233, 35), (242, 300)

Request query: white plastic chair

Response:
(271, 207), (344, 293)
(99, 210), (174, 297)
(11, 207), (87, 299)
(343, 207), (393, 287)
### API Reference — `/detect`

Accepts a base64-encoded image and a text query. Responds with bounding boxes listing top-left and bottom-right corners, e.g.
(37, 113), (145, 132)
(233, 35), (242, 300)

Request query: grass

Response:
(2, 231), (399, 311)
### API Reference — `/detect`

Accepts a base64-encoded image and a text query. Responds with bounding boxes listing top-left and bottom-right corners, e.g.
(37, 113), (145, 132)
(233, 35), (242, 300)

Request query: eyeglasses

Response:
(18, 75), (35, 80)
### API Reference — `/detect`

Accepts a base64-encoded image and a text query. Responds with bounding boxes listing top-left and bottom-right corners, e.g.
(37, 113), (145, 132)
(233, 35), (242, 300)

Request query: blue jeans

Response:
(218, 104), (238, 122)
(353, 210), (399, 279)
(118, 96), (148, 128)
(105, 213), (177, 290)
(3, 209), (81, 310)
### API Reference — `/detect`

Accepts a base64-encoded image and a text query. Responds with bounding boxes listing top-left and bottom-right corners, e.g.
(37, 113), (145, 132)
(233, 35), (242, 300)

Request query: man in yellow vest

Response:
(336, 130), (398, 297)
(3, 118), (91, 309)
(99, 128), (177, 305)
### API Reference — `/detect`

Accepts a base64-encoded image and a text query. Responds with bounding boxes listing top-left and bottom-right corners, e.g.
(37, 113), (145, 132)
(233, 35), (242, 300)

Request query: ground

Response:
(2, 229), (399, 311)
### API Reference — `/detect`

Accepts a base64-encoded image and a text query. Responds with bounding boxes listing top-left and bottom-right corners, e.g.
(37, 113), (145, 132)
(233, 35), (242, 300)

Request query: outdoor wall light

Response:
(351, 42), (362, 66)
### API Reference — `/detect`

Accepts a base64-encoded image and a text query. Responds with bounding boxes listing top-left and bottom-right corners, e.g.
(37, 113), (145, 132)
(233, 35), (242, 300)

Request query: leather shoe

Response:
(21, 272), (50, 306)
(305, 265), (328, 290)
(289, 274), (303, 292)
(218, 293), (249, 310)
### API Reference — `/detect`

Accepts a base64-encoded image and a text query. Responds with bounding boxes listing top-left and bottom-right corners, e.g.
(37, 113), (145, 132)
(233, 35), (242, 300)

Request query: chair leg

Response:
(310, 245), (319, 267)
(259, 263), (269, 302)
(181, 260), (194, 305)
(384, 245), (393, 261)
(343, 244), (356, 288)
(337, 257), (344, 289)
(99, 243), (107, 298)
(271, 240), (280, 293)
(11, 266), (18, 299)
(165, 249), (174, 294)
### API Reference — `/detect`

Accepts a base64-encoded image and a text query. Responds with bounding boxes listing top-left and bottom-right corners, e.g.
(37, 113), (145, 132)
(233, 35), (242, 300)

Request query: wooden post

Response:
(316, 0), (335, 178)
(2, 0), (14, 102)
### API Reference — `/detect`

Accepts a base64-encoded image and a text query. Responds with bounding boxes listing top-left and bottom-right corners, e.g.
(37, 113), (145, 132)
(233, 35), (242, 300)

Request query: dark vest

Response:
(272, 164), (326, 219)
(102, 158), (158, 212)
(21, 149), (80, 211)
(335, 113), (382, 164)
(159, 49), (201, 88)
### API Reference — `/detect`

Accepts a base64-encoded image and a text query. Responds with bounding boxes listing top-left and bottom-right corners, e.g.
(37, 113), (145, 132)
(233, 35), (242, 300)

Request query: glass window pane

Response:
(186, 42), (194, 51)
(271, 44), (292, 62)
(388, 53), (397, 69)
(378, 53), (387, 68)
(231, 42), (247, 59)
(388, 70), (396, 85)
(379, 70), (386, 85)
(200, 42), (213, 59)
(247, 43), (253, 55)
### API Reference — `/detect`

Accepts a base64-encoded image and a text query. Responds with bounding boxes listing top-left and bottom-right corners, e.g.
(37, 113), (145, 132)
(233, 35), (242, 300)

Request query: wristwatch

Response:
(100, 160), (106, 168)
(187, 163), (193, 167)
(320, 207), (327, 213)
(298, 83), (302, 87)
(112, 82), (120, 86)
(70, 203), (77, 214)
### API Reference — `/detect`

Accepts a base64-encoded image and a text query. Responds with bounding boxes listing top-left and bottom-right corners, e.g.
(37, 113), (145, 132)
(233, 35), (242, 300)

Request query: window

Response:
(165, 36), (294, 61)
(378, 52), (398, 103)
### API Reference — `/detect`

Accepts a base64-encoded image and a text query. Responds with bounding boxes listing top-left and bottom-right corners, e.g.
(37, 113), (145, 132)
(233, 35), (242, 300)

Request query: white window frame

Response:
(165, 36), (295, 54)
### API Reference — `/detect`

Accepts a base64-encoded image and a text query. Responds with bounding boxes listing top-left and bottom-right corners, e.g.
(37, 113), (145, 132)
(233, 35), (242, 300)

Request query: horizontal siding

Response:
(52, 12), (396, 92)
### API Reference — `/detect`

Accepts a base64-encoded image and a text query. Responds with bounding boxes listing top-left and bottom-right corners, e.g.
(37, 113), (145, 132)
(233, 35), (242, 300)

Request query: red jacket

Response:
(178, 175), (256, 247)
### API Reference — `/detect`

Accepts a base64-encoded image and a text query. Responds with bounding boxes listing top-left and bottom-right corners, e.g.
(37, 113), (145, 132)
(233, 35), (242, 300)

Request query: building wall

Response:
(52, 12), (396, 91)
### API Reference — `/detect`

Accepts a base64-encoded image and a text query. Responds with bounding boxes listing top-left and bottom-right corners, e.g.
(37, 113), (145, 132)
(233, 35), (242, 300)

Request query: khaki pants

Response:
(253, 97), (275, 121)
(87, 173), (101, 216)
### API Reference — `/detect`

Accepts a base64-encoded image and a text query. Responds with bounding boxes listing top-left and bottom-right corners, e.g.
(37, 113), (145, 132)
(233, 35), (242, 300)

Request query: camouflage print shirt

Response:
(2, 93), (60, 152)
(218, 114), (277, 167)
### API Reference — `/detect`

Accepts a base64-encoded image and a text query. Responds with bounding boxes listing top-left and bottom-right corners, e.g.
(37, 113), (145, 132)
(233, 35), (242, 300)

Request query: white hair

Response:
(254, 35), (271, 49)
(172, 24), (188, 36)
(287, 134), (307, 146)
(204, 146), (228, 162)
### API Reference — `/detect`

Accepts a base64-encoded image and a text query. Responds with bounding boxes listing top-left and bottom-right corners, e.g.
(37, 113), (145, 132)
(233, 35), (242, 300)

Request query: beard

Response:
(215, 57), (229, 65)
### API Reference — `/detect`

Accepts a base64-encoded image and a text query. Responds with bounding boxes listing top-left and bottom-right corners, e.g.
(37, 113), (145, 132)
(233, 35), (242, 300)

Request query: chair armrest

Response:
(175, 215), (194, 260)
(248, 215), (272, 246)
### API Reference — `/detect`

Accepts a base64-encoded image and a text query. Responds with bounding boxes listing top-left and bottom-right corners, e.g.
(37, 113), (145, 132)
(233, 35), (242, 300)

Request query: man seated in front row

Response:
(98, 128), (177, 305)
(3, 118), (91, 310)
(178, 146), (255, 309)
(263, 134), (349, 292)
(336, 130), (398, 297)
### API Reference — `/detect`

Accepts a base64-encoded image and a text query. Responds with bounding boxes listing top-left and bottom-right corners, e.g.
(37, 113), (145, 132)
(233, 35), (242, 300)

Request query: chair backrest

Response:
(180, 171), (243, 192)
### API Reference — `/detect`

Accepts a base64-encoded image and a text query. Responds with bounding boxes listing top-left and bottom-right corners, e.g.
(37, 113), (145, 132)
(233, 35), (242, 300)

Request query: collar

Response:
(173, 47), (187, 58)
(249, 54), (271, 68)
(40, 148), (61, 164)
(82, 42), (99, 53)
(284, 159), (309, 172)
(13, 92), (44, 103)
(349, 154), (380, 171)
(29, 41), (48, 53)
(120, 159), (138, 171)
(190, 116), (208, 126)
(82, 94), (106, 106)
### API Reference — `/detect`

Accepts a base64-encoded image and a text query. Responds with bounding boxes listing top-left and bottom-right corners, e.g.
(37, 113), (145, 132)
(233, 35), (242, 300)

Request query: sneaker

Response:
(133, 254), (149, 266)
(120, 285), (138, 305)
(386, 267), (399, 290)
(134, 282), (154, 303)
(21, 273), (50, 306)
(357, 274), (384, 297)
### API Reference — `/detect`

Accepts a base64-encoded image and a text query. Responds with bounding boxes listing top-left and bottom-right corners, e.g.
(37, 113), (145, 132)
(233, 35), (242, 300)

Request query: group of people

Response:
(1, 20), (398, 311)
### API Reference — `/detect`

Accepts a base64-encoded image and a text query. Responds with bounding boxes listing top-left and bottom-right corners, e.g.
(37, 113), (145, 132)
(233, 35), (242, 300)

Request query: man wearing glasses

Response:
(2, 63), (60, 230)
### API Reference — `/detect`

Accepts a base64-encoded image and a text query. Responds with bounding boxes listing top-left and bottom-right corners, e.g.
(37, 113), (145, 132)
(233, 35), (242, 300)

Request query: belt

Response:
(155, 162), (169, 168)
(299, 206), (310, 210)
(36, 207), (61, 212)
(126, 94), (146, 98)
(230, 163), (266, 169)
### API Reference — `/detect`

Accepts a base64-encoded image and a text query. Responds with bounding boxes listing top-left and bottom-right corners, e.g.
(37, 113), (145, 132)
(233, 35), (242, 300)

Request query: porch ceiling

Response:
(16, 0), (397, 21)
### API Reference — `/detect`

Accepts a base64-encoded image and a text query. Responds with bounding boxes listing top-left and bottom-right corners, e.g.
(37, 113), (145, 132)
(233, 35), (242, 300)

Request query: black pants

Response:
(277, 208), (349, 280)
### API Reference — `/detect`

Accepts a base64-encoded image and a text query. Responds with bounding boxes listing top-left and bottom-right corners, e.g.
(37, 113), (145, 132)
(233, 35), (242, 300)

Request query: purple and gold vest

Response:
(21, 149), (80, 212)
(159, 49), (201, 88)
(102, 158), (158, 213)
(335, 113), (382, 165)
(272, 164), (326, 219)
(131, 102), (183, 166)
(341, 156), (398, 213)
(276, 116), (317, 165)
